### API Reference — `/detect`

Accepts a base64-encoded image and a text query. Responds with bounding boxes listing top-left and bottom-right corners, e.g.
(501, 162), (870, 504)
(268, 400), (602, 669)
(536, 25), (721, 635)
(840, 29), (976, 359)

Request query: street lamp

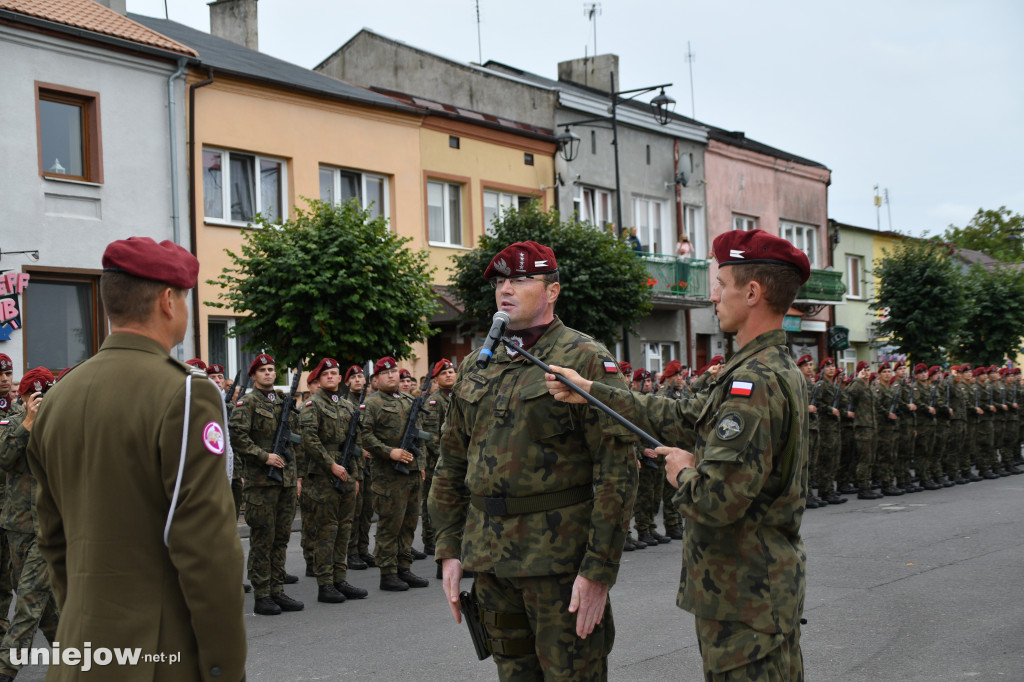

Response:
(555, 71), (674, 234)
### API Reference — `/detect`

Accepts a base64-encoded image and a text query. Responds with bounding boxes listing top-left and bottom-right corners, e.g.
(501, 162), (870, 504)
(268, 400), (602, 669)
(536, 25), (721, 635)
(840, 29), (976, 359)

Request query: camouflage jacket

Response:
(977, 382), (994, 421)
(421, 388), (452, 467)
(815, 378), (843, 430)
(428, 317), (637, 585)
(228, 389), (298, 487)
(847, 379), (875, 430)
(0, 400), (23, 497)
(0, 410), (38, 533)
(949, 381), (968, 421)
(589, 328), (807, 634)
(805, 376), (820, 431)
(874, 381), (898, 432)
(361, 390), (423, 479)
(299, 389), (363, 481)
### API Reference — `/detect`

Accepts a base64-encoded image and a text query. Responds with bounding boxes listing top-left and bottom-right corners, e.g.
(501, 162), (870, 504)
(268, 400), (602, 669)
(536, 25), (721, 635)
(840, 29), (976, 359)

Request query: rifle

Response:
(929, 384), (938, 410)
(225, 367), (242, 410)
(394, 374), (433, 475)
(810, 380), (821, 412)
(946, 378), (952, 417)
(267, 369), (302, 483)
(227, 371), (251, 417)
(888, 378), (902, 417)
(334, 382), (369, 492)
(831, 370), (844, 418)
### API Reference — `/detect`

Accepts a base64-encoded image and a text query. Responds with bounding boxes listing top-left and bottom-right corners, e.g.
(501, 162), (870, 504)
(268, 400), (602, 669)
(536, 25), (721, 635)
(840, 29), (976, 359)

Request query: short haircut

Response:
(100, 271), (183, 325)
(728, 263), (803, 315)
(542, 271), (560, 285)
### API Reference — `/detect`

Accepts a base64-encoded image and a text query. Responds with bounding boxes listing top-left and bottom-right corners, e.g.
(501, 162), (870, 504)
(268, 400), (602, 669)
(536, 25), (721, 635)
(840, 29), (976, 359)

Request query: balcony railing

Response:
(638, 253), (710, 299)
(797, 268), (846, 302)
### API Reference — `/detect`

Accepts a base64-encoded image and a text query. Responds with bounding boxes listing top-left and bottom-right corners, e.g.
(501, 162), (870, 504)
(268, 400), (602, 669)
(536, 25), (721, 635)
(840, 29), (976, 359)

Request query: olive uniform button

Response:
(210, 666), (222, 677)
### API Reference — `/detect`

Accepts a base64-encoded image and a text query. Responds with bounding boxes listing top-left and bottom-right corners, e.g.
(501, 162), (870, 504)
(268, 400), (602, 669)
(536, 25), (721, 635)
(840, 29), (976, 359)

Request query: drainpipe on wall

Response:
(167, 57), (188, 359)
(188, 68), (216, 361)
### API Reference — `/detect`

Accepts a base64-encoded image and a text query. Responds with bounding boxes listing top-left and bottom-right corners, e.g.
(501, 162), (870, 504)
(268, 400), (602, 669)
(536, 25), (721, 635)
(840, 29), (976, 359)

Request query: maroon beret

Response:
(712, 229), (811, 284)
(0, 354), (11, 373)
(373, 357), (398, 375)
(206, 364), (225, 376)
(869, 372), (878, 382)
(988, 365), (1000, 374)
(928, 366), (941, 377)
(893, 361), (905, 370)
(949, 365), (960, 372)
(819, 357), (835, 370)
(248, 354), (274, 376)
(483, 241), (558, 281)
(618, 361), (632, 376)
(18, 367), (54, 396)
(709, 355), (724, 366)
(308, 358), (339, 384)
(431, 359), (455, 378)
(662, 360), (682, 379)
(399, 369), (413, 381)
(959, 364), (971, 373)
(633, 368), (648, 381)
(878, 362), (891, 371)
(914, 363), (928, 374)
(856, 361), (870, 373)
(998, 367), (1009, 376)
(972, 367), (986, 377)
(343, 365), (364, 383)
(102, 236), (199, 289)
(56, 366), (73, 382)
(796, 354), (813, 367)
(1013, 368), (1021, 375)
(185, 358), (207, 370)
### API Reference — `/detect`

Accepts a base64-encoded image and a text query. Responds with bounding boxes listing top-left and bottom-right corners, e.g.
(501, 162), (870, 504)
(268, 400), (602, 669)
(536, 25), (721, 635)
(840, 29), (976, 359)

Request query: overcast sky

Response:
(128, 0), (1023, 238)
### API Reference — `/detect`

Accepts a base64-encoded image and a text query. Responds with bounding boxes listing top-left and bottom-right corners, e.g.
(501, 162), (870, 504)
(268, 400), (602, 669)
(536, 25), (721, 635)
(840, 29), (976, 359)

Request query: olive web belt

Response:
(470, 484), (593, 516)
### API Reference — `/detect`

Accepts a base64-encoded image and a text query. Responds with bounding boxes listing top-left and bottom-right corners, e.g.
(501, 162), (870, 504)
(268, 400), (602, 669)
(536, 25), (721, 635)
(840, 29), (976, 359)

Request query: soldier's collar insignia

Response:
(716, 413), (744, 440)
(506, 334), (524, 358)
(267, 393), (276, 401)
(331, 394), (339, 403)
(0, 398), (6, 411)
(202, 422), (226, 455)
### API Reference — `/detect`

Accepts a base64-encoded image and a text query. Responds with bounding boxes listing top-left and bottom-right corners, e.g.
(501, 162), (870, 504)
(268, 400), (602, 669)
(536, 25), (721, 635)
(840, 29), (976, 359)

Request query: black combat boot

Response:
(822, 492), (847, 505)
(272, 593), (304, 611)
(360, 553), (377, 568)
(379, 574), (409, 591)
(638, 532), (659, 546)
(622, 537), (635, 552)
(335, 581), (368, 599)
(858, 488), (883, 500)
(922, 479), (941, 491)
(397, 569), (429, 588)
(318, 584), (347, 603)
(982, 469), (1001, 480)
(284, 573), (299, 584)
(411, 547), (428, 560)
(666, 526), (683, 540)
(651, 531), (671, 544)
(882, 486), (905, 496)
(305, 564), (315, 577)
(348, 555), (368, 570)
(254, 596), (282, 615)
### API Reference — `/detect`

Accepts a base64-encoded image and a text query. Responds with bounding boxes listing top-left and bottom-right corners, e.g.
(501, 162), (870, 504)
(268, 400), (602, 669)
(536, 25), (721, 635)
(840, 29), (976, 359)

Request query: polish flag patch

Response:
(429, 400), (437, 406)
(730, 381), (753, 397)
(603, 361), (618, 373)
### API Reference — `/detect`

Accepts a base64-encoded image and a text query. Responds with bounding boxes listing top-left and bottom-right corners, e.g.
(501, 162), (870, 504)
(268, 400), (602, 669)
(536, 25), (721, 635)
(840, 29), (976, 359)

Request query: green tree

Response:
(955, 263), (1024, 364)
(940, 206), (1024, 262)
(448, 203), (652, 347)
(871, 239), (968, 365)
(207, 199), (438, 370)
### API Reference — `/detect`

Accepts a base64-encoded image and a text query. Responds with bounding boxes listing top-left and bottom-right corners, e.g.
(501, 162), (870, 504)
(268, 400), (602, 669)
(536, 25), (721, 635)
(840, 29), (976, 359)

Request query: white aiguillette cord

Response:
(164, 375), (192, 547)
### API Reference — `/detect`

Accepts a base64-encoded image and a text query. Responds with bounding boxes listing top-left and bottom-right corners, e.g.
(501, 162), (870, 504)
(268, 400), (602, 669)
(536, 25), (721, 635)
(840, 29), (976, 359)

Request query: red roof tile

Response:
(1, 0), (196, 56)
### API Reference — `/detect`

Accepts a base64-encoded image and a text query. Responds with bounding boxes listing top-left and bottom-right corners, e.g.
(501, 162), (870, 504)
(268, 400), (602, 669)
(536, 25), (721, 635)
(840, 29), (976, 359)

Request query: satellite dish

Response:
(675, 170), (689, 187)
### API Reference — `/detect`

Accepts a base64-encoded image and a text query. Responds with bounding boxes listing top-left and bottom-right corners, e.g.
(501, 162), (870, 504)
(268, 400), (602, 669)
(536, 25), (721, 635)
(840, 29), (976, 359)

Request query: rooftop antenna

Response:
(873, 185), (881, 230)
(883, 188), (893, 230)
(164, 0), (169, 19)
(685, 41), (696, 118)
(475, 0), (482, 64)
(584, 3), (601, 55)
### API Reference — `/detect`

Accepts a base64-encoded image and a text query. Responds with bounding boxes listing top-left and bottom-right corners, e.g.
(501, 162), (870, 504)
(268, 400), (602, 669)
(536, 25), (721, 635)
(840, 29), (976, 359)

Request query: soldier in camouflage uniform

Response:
(947, 366), (970, 483)
(0, 355), (19, 641)
(975, 368), (1000, 478)
(0, 368), (59, 680)
(431, 242), (636, 681)
(873, 363), (904, 496)
(299, 373), (319, 576)
(848, 361), (883, 499)
(798, 355), (824, 508)
(361, 357), (430, 591)
(657, 362), (685, 540)
(814, 359), (847, 504)
(420, 358), (457, 555)
(299, 358), (369, 604)
(229, 354), (303, 616)
(342, 365), (375, 570)
(548, 229), (810, 681)
(893, 362), (922, 492)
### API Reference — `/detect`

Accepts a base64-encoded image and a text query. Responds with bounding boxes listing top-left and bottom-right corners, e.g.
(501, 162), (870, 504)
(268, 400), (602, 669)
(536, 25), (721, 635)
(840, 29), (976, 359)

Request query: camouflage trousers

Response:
(976, 420), (995, 471)
(372, 472), (421, 574)
(965, 418), (978, 468)
(915, 423), (935, 481)
(838, 426), (856, 487)
(948, 421), (968, 476)
(305, 473), (358, 586)
(300, 478), (315, 569)
(854, 428), (875, 488)
(231, 476), (243, 520)
(474, 572), (614, 682)
(875, 427), (898, 486)
(0, 530), (12, 638)
(421, 451), (439, 549)
(243, 483), (296, 598)
(634, 455), (663, 535)
(807, 426), (819, 487)
(895, 425), (915, 486)
(661, 458), (682, 532)
(348, 460), (374, 558)
(932, 419), (951, 479)
(1002, 416), (1019, 464)
(816, 426), (840, 494)
(0, 531), (59, 676)
(695, 617), (803, 681)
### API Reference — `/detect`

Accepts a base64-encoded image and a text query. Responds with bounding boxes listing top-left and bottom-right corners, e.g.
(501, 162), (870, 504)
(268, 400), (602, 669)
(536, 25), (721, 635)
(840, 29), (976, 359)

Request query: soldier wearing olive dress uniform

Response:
(27, 237), (246, 681)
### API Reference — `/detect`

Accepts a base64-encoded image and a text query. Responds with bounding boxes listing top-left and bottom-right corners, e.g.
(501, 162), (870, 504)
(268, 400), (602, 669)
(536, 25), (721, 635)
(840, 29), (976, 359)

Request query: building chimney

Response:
(95, 0), (127, 14)
(209, 0), (258, 51)
(557, 54), (620, 93)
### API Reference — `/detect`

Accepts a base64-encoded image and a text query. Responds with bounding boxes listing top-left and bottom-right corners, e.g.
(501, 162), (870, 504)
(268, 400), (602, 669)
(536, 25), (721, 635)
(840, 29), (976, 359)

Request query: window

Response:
(483, 190), (532, 235)
(208, 318), (258, 380)
(449, 135), (460, 149)
(840, 348), (858, 377)
(524, 153), (534, 166)
(203, 147), (286, 225)
(733, 214), (757, 231)
(633, 198), (668, 254)
(319, 166), (389, 220)
(591, 130), (597, 155)
(780, 221), (817, 268)
(645, 145), (651, 165)
(845, 255), (864, 299)
(427, 180), (463, 246)
(578, 187), (613, 230)
(22, 272), (102, 372)
(643, 342), (676, 375)
(683, 204), (706, 260)
(36, 83), (102, 182)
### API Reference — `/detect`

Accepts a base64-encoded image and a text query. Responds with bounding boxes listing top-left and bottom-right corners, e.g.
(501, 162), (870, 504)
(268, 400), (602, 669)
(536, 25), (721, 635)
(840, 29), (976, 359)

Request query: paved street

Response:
(12, 474), (1024, 681)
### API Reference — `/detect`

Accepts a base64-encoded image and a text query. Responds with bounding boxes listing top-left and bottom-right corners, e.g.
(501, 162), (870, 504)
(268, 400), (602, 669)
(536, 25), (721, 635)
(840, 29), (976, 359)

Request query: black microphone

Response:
(476, 311), (510, 369)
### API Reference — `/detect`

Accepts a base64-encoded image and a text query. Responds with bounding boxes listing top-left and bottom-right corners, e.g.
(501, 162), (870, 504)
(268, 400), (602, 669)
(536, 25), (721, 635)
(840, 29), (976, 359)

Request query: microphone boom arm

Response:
(500, 336), (664, 449)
